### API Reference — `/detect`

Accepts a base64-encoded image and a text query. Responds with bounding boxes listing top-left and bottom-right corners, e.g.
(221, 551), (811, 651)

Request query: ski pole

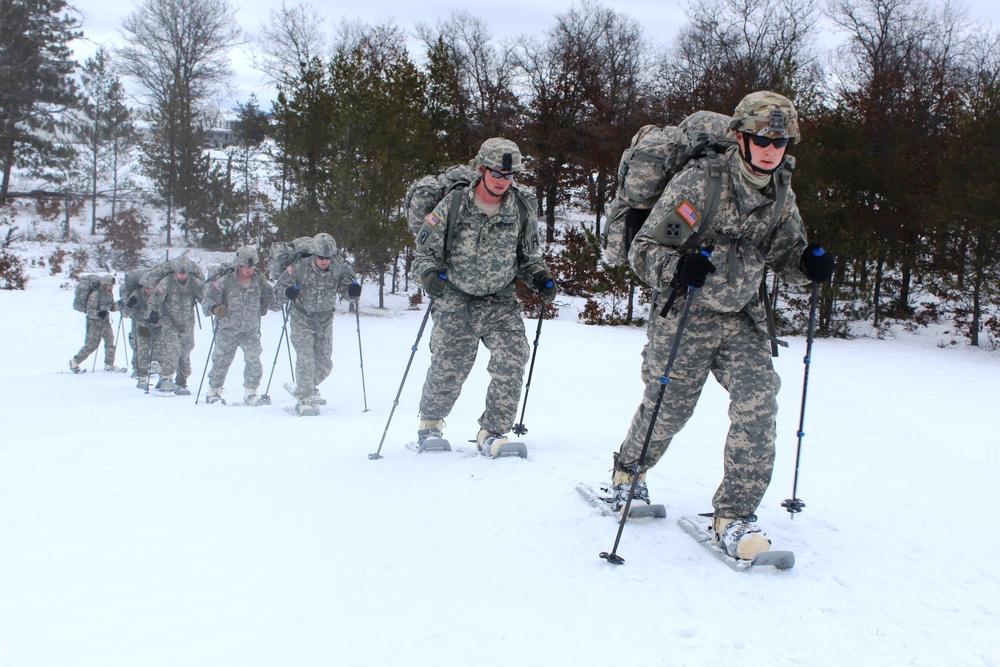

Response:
(195, 317), (219, 404)
(117, 312), (129, 367)
(145, 326), (157, 395)
(369, 299), (434, 460)
(355, 303), (369, 412)
(601, 280), (703, 567)
(512, 302), (545, 436)
(261, 303), (292, 403)
(782, 281), (820, 518)
(285, 305), (295, 383)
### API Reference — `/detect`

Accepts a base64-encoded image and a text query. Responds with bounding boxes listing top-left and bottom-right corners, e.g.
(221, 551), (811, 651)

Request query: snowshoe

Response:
(417, 419), (451, 453)
(475, 429), (527, 459)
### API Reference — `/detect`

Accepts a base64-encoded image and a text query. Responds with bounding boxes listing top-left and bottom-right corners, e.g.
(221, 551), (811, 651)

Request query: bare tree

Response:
(250, 2), (328, 87)
(117, 0), (241, 245)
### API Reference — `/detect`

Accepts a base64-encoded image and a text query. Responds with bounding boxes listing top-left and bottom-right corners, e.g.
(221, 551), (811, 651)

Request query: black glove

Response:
(148, 310), (160, 325)
(97, 310), (109, 318)
(348, 281), (362, 298)
(421, 268), (448, 298)
(285, 285), (300, 300)
(532, 271), (557, 303)
(801, 242), (834, 283)
(675, 250), (716, 288)
(127, 295), (138, 308)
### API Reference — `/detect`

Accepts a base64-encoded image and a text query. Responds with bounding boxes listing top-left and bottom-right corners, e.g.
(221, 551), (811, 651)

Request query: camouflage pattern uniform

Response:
(72, 275), (119, 367)
(202, 266), (279, 392)
(274, 236), (356, 403)
(125, 285), (158, 382)
(614, 92), (812, 520)
(148, 258), (205, 388)
(120, 270), (149, 377)
(411, 138), (549, 436)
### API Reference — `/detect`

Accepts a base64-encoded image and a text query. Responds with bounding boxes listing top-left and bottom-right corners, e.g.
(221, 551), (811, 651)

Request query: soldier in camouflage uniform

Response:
(202, 246), (280, 406)
(411, 138), (557, 456)
(147, 257), (205, 395)
(69, 275), (122, 373)
(609, 92), (834, 560)
(124, 280), (158, 390)
(274, 233), (358, 416)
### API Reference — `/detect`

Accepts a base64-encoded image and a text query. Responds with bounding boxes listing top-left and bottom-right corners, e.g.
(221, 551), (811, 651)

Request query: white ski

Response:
(677, 514), (795, 571)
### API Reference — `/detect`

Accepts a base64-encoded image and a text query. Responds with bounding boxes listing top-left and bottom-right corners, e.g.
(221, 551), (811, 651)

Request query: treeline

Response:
(1, 0), (999, 344)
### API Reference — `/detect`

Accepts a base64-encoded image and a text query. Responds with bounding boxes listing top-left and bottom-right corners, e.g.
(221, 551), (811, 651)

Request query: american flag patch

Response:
(425, 212), (441, 227)
(677, 201), (700, 227)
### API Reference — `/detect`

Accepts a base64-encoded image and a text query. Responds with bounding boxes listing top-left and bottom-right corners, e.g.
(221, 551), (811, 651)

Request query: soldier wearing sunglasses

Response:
(607, 91), (835, 561)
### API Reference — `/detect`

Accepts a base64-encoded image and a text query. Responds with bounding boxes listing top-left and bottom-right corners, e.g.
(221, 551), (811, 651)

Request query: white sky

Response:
(67, 0), (1000, 111)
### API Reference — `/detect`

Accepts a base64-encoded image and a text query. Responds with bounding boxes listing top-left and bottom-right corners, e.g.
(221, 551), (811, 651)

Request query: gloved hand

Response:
(148, 310), (160, 325)
(97, 310), (109, 318)
(532, 271), (557, 303)
(348, 281), (362, 298)
(801, 242), (834, 283)
(421, 268), (448, 298)
(285, 285), (300, 301)
(212, 305), (227, 318)
(127, 295), (138, 308)
(675, 250), (716, 288)
(112, 300), (123, 312)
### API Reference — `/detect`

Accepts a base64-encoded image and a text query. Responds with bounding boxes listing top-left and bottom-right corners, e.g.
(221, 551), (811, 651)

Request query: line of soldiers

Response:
(69, 234), (358, 413)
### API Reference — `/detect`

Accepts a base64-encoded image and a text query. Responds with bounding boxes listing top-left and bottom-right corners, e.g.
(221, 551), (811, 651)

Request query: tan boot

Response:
(476, 429), (510, 457)
(610, 470), (651, 511)
(713, 516), (771, 560)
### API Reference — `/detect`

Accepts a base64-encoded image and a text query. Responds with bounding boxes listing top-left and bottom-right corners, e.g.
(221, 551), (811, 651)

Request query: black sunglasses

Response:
(747, 134), (790, 149)
(487, 168), (515, 181)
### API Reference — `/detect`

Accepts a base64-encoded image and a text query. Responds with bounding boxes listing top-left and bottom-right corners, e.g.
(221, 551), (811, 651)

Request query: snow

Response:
(2, 254), (1000, 667)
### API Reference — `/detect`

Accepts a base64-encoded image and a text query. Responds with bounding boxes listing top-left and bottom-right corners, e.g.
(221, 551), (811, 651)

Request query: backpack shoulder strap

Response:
(443, 185), (467, 264)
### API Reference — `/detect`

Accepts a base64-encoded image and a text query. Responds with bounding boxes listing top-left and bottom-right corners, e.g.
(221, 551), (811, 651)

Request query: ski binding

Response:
(576, 483), (667, 519)
(677, 514), (795, 571)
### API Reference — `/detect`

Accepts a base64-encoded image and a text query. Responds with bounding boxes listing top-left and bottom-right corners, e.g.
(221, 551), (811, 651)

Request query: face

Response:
(481, 166), (515, 196)
(315, 256), (332, 270)
(175, 271), (188, 283)
(238, 265), (255, 278)
(103, 284), (113, 292)
(738, 132), (788, 174)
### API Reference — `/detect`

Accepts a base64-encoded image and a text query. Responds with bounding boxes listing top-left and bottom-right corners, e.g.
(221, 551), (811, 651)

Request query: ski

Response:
(576, 483), (667, 519)
(284, 383), (326, 405)
(677, 514), (795, 571)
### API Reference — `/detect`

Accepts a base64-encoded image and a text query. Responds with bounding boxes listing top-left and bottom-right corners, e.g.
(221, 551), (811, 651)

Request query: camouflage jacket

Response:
(412, 182), (548, 312)
(274, 255), (355, 317)
(149, 274), (205, 330)
(85, 286), (118, 320)
(630, 147), (810, 326)
(202, 270), (280, 334)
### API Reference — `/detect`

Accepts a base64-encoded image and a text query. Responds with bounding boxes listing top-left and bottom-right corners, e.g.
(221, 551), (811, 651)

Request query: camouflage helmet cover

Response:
(313, 233), (337, 258)
(100, 274), (115, 286)
(730, 91), (800, 144)
(475, 138), (523, 173)
(235, 245), (258, 267)
(171, 257), (198, 274)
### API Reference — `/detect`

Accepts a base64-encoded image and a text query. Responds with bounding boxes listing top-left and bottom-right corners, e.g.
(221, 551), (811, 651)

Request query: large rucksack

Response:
(267, 237), (314, 278)
(73, 275), (102, 312)
(120, 269), (149, 301)
(602, 110), (736, 267)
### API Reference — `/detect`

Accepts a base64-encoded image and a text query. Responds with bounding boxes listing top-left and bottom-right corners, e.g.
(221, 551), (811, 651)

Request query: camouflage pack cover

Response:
(120, 269), (149, 300)
(403, 164), (477, 236)
(267, 236), (314, 278)
(730, 91), (800, 143)
(604, 110), (735, 266)
(141, 256), (205, 289)
(72, 274), (102, 312)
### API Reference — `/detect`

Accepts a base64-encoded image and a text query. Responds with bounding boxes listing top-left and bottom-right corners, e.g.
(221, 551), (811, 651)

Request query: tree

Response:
(117, 0), (241, 246)
(230, 95), (270, 246)
(0, 0), (80, 203)
(251, 1), (328, 88)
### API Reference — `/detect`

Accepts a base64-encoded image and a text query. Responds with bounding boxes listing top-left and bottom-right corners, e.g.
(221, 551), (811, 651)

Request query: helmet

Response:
(475, 138), (523, 173)
(171, 257), (197, 274)
(100, 274), (115, 286)
(234, 246), (258, 267)
(730, 91), (800, 145)
(313, 233), (337, 258)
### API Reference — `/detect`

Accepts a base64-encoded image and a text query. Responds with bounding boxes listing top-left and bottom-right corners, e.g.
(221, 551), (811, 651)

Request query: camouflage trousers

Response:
(132, 324), (157, 378)
(419, 298), (529, 434)
(155, 322), (195, 386)
(614, 297), (780, 519)
(208, 329), (263, 390)
(289, 310), (334, 399)
(73, 315), (115, 366)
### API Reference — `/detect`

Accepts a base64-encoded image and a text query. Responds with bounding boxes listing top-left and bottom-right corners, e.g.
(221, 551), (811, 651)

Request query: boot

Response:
(608, 469), (651, 512)
(713, 515), (772, 560)
(157, 377), (176, 393)
(311, 388), (327, 405)
(476, 429), (510, 457)
(243, 387), (263, 406)
(296, 398), (319, 416)
(104, 363), (121, 372)
(69, 358), (82, 374)
(136, 376), (149, 391)
(205, 387), (223, 404)
(417, 418), (444, 444)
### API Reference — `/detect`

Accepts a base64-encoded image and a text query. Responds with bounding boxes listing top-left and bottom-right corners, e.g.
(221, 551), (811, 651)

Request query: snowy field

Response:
(2, 259), (999, 667)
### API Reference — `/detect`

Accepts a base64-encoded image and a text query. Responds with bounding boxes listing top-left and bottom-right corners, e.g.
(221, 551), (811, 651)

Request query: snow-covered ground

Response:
(2, 248), (999, 666)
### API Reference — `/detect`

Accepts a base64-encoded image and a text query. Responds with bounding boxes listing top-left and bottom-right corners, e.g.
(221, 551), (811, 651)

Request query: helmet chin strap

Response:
(739, 136), (783, 176)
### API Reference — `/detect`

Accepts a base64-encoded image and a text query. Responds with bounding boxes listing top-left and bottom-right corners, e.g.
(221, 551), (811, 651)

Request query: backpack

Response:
(267, 237), (314, 278)
(403, 164), (478, 236)
(73, 275), (101, 312)
(206, 263), (236, 284)
(120, 269), (149, 301)
(602, 110), (736, 267)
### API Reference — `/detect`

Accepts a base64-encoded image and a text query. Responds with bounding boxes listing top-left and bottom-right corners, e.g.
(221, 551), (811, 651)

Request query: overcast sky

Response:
(67, 0), (1000, 112)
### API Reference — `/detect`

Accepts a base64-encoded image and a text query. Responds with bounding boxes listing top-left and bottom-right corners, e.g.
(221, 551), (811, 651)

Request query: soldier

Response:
(274, 233), (358, 416)
(411, 138), (557, 456)
(147, 257), (205, 395)
(607, 91), (834, 560)
(125, 281), (159, 391)
(69, 274), (122, 373)
(201, 246), (280, 406)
